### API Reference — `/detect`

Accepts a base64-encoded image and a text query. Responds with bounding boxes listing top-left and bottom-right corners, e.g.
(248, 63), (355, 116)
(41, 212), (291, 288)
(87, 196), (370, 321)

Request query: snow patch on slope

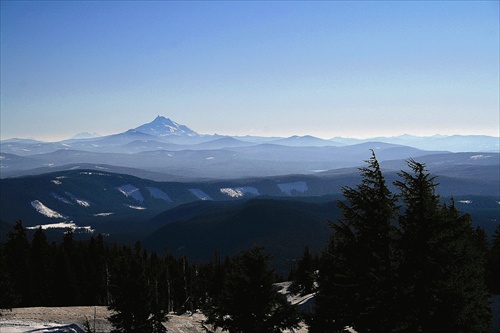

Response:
(124, 204), (147, 210)
(94, 212), (114, 217)
(65, 192), (91, 207)
(189, 189), (213, 201)
(31, 200), (67, 219)
(277, 182), (308, 195)
(220, 187), (260, 198)
(80, 171), (110, 176)
(117, 184), (144, 202)
(27, 222), (94, 233)
(51, 192), (73, 205)
(470, 154), (492, 160)
(0, 320), (64, 332)
(147, 187), (172, 202)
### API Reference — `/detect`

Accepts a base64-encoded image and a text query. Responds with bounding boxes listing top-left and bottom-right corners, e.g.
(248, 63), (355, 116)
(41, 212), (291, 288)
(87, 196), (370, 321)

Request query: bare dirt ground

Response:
(0, 307), (309, 333)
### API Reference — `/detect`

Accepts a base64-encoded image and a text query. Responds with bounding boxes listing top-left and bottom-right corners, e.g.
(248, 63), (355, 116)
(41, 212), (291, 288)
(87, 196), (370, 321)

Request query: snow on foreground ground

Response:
(0, 306), (309, 333)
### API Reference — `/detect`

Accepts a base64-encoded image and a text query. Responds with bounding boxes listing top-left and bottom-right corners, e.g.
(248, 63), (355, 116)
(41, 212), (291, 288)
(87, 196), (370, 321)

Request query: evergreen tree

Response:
(203, 246), (300, 333)
(108, 242), (166, 333)
(198, 252), (231, 316)
(0, 245), (20, 311)
(311, 152), (399, 333)
(147, 252), (168, 333)
(86, 234), (109, 305)
(3, 220), (30, 305)
(29, 227), (52, 305)
(395, 159), (491, 332)
(289, 246), (317, 296)
(312, 156), (491, 332)
(487, 224), (500, 295)
(52, 229), (82, 305)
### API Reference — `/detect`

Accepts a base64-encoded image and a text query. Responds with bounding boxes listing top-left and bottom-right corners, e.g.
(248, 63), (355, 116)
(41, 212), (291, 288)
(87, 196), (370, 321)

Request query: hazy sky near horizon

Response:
(1, 1), (499, 141)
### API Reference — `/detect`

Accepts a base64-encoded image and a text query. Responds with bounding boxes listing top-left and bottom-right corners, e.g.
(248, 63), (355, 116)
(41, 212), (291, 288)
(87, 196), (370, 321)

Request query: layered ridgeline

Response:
(1, 116), (499, 180)
(1, 168), (498, 272)
(0, 116), (499, 271)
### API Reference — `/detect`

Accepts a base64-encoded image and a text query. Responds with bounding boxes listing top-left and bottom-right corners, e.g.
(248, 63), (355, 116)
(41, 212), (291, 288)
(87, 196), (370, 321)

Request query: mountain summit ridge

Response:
(134, 115), (198, 138)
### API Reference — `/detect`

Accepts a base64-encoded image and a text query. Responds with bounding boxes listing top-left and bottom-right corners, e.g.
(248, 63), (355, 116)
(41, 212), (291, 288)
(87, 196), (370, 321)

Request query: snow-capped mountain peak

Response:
(134, 116), (198, 137)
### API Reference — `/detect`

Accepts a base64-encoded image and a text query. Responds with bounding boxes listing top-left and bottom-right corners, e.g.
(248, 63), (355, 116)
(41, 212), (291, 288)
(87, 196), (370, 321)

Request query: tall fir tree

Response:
(108, 242), (167, 333)
(3, 220), (30, 305)
(313, 156), (491, 332)
(395, 159), (491, 333)
(289, 246), (317, 296)
(29, 227), (52, 305)
(86, 234), (109, 305)
(0, 244), (20, 311)
(311, 152), (399, 333)
(487, 225), (500, 295)
(52, 229), (82, 305)
(147, 252), (168, 333)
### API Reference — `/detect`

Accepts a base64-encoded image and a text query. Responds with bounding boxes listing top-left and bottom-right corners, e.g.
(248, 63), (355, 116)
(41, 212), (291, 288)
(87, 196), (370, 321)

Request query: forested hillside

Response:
(1, 156), (499, 332)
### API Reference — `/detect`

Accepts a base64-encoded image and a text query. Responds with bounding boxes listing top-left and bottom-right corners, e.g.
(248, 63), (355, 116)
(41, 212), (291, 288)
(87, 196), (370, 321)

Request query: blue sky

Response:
(1, 1), (498, 141)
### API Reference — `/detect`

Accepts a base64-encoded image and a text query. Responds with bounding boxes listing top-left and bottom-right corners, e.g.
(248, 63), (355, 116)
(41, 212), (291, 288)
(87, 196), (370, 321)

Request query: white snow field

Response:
(31, 200), (67, 219)
(147, 186), (173, 202)
(220, 186), (260, 198)
(188, 188), (213, 201)
(51, 192), (73, 205)
(0, 306), (309, 333)
(116, 184), (145, 202)
(124, 204), (147, 210)
(26, 222), (94, 233)
(93, 212), (114, 217)
(1, 285), (313, 332)
(65, 192), (91, 207)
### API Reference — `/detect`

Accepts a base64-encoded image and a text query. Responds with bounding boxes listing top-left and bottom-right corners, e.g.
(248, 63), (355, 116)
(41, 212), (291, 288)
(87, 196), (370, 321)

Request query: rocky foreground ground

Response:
(0, 306), (309, 333)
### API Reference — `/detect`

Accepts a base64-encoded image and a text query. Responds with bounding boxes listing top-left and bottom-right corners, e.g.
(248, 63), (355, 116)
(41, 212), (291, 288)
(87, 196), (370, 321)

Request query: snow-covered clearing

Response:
(93, 212), (114, 217)
(189, 188), (213, 201)
(147, 187), (172, 202)
(0, 307), (109, 333)
(0, 307), (309, 333)
(65, 192), (91, 207)
(470, 154), (492, 160)
(31, 200), (67, 219)
(26, 222), (94, 233)
(51, 192), (73, 205)
(79, 171), (109, 176)
(220, 186), (260, 198)
(124, 204), (147, 210)
(116, 184), (144, 202)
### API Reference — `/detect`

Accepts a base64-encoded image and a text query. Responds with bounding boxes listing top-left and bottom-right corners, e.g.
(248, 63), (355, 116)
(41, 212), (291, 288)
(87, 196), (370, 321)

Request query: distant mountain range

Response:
(0, 116), (497, 264)
(332, 134), (500, 153)
(1, 115), (498, 180)
(70, 132), (102, 140)
(1, 116), (498, 271)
